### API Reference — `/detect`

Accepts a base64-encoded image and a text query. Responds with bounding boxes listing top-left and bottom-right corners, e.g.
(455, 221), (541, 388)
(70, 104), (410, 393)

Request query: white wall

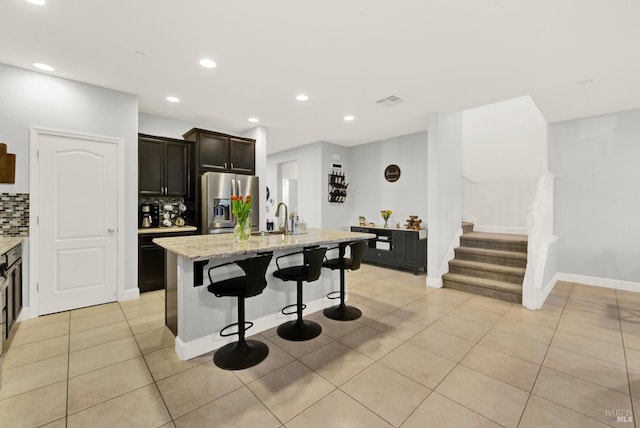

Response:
(462, 96), (547, 233)
(549, 108), (640, 283)
(427, 112), (462, 287)
(347, 131), (428, 228)
(0, 63), (138, 306)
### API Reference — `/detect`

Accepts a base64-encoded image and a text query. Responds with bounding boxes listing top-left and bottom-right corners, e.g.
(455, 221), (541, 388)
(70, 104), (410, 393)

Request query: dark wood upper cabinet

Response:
(229, 137), (255, 174)
(138, 134), (191, 197)
(183, 128), (255, 175)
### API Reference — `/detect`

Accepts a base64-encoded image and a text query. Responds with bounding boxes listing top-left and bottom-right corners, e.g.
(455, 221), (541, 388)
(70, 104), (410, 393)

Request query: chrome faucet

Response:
(275, 202), (289, 235)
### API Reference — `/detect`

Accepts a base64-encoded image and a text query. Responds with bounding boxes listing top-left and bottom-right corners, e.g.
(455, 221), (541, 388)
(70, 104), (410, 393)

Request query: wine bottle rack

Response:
(328, 170), (348, 203)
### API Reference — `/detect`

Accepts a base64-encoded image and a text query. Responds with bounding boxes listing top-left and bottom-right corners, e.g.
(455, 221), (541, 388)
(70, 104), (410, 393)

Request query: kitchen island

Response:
(154, 228), (375, 360)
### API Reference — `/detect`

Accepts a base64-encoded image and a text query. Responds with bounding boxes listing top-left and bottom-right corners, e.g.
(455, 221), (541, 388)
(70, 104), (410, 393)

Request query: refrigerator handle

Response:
(236, 178), (242, 196)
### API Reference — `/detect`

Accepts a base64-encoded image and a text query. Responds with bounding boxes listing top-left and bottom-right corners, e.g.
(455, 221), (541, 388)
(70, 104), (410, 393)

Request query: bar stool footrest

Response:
(326, 290), (341, 300)
(281, 303), (306, 316)
(219, 321), (254, 338)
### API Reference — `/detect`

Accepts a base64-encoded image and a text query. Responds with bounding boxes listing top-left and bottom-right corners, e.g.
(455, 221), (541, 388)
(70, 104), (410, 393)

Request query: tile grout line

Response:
(120, 300), (175, 425)
(513, 282), (572, 428)
(400, 297), (517, 428)
(516, 284), (627, 427)
(616, 289), (637, 424)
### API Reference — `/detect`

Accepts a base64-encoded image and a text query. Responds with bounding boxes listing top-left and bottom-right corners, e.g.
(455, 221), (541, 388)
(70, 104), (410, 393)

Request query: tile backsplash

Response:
(0, 193), (29, 236)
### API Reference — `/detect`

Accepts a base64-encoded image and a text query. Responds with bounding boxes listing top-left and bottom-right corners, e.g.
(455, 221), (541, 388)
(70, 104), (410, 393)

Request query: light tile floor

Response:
(1, 264), (639, 427)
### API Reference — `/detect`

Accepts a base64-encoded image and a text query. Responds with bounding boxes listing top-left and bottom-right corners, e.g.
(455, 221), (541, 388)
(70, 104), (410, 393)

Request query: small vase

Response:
(234, 218), (251, 241)
(383, 219), (388, 228)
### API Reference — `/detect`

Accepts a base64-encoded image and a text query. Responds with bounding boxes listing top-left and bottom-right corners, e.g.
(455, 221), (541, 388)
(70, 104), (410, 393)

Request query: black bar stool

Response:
(207, 252), (273, 370)
(322, 240), (365, 321)
(273, 246), (327, 341)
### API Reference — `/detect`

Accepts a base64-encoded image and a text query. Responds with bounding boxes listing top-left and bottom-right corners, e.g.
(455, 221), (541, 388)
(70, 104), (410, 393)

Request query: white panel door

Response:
(38, 132), (118, 314)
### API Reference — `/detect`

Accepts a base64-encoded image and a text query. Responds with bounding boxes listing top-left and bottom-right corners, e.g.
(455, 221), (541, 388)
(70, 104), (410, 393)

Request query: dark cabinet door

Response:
(139, 138), (164, 195)
(138, 238), (166, 293)
(5, 272), (13, 336)
(229, 138), (255, 175)
(165, 141), (190, 197)
(199, 133), (229, 171)
(394, 231), (418, 264)
(11, 261), (22, 325)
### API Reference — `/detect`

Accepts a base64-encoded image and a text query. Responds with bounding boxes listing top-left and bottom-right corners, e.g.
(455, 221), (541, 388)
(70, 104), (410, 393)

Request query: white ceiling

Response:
(2, 0), (639, 154)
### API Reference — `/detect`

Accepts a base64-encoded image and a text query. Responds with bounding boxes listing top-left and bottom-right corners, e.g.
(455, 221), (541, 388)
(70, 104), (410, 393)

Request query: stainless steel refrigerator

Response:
(201, 172), (260, 234)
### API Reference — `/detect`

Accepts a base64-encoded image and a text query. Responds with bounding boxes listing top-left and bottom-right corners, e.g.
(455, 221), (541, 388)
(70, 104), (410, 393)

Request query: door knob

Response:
(107, 228), (115, 233)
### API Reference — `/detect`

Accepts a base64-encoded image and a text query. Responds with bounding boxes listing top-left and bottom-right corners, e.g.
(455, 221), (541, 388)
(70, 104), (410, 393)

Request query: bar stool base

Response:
(213, 339), (269, 370)
(323, 304), (362, 321)
(277, 319), (322, 341)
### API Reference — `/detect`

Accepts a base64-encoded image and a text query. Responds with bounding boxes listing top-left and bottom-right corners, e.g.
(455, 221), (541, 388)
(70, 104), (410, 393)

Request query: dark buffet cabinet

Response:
(350, 226), (427, 274)
(183, 128), (255, 176)
(138, 133), (192, 197)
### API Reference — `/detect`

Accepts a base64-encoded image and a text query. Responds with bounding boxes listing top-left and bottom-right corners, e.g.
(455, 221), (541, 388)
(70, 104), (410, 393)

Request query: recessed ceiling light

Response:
(248, 117), (260, 123)
(344, 115), (355, 121)
(25, 0), (46, 5)
(33, 62), (54, 72)
(166, 96), (180, 103)
(199, 58), (217, 69)
(296, 94), (309, 101)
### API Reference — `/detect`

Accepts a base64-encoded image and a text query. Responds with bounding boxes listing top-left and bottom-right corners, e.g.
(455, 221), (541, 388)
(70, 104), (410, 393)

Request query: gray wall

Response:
(0, 63), (139, 305)
(549, 109), (640, 282)
(347, 131), (428, 228)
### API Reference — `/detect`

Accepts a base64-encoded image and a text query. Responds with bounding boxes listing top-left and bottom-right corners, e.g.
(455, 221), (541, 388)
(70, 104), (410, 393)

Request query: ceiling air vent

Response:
(376, 95), (403, 107)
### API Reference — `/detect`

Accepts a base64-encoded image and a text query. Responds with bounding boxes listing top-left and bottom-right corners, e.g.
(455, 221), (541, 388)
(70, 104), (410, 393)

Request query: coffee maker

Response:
(140, 204), (153, 228)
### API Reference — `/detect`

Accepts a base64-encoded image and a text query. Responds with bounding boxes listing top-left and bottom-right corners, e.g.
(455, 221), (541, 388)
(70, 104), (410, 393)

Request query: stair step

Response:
(460, 232), (528, 253)
(443, 273), (522, 303)
(448, 259), (525, 284)
(454, 246), (527, 268)
(461, 222), (474, 233)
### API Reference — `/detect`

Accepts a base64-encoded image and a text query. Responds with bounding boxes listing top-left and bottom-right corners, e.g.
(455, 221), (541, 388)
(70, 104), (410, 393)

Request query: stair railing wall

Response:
(522, 167), (557, 309)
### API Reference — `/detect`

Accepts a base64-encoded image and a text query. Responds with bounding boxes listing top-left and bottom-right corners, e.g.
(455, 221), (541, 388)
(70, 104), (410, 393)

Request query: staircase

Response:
(442, 223), (527, 303)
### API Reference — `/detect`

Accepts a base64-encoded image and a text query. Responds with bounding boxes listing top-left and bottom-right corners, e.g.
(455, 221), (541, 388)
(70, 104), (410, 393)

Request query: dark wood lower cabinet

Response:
(138, 232), (196, 293)
(351, 226), (427, 274)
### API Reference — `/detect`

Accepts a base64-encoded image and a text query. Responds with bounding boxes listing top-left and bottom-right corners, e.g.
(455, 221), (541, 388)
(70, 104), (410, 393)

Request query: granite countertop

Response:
(138, 225), (198, 235)
(351, 225), (428, 240)
(0, 237), (25, 255)
(153, 228), (376, 261)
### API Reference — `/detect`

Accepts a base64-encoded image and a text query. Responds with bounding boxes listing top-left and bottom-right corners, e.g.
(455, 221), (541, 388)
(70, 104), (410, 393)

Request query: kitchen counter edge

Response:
(153, 229), (376, 261)
(138, 226), (198, 235)
(0, 237), (25, 255)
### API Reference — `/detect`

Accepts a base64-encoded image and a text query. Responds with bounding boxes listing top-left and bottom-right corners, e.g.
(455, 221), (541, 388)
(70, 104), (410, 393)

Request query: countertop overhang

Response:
(153, 228), (376, 261)
(352, 225), (428, 240)
(138, 226), (197, 235)
(0, 237), (24, 255)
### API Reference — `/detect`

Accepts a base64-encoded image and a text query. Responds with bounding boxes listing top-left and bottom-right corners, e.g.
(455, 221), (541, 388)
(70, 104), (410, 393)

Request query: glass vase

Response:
(383, 219), (388, 228)
(234, 217), (251, 241)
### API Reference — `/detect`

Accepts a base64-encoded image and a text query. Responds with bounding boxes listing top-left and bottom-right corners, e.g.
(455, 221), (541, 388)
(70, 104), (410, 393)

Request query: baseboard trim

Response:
(175, 296), (331, 360)
(427, 277), (443, 288)
(119, 287), (140, 302)
(555, 272), (640, 292)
